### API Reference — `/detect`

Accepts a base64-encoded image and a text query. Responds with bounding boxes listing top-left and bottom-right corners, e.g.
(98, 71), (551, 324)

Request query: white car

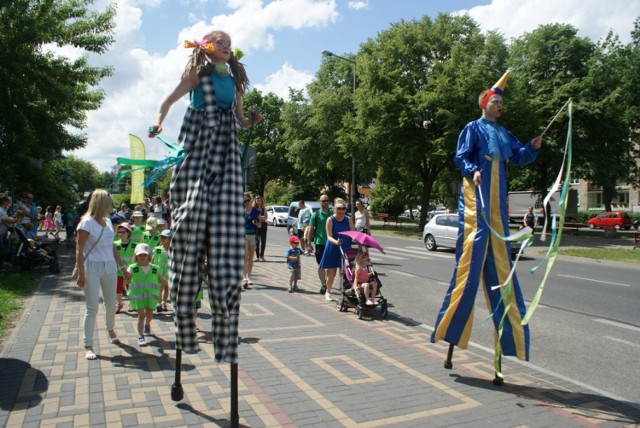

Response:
(401, 208), (420, 218)
(266, 205), (288, 227)
(422, 214), (458, 251)
(422, 213), (521, 255)
(426, 207), (448, 221)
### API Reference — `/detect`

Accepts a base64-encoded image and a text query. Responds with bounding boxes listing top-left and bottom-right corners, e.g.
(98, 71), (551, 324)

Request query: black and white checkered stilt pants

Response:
(169, 76), (243, 363)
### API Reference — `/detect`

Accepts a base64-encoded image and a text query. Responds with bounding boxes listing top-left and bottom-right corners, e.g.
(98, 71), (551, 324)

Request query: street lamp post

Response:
(321, 50), (357, 217)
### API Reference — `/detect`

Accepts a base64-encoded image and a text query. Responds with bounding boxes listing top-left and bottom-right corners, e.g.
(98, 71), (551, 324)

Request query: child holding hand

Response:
(152, 229), (171, 312)
(128, 243), (168, 346)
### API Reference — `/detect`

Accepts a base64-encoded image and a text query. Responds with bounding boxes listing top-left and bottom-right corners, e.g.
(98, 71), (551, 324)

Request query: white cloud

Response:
(71, 0), (638, 172)
(458, 0), (639, 43)
(348, 1), (368, 11)
(73, 0), (340, 171)
(210, 0), (339, 52)
(253, 62), (314, 99)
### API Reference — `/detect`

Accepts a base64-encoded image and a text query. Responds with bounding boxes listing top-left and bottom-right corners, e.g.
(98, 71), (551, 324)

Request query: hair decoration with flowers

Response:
(184, 39), (215, 54)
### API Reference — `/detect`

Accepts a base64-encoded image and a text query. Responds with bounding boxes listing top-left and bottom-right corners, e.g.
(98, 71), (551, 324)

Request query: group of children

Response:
(42, 205), (64, 238)
(113, 212), (174, 346)
(285, 235), (377, 304)
(117, 213), (378, 346)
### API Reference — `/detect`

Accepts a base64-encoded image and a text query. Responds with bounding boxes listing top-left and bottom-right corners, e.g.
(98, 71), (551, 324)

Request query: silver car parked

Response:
(422, 213), (522, 255)
(422, 214), (458, 251)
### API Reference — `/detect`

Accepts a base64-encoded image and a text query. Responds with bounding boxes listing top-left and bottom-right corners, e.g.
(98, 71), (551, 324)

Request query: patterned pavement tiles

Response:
(0, 241), (639, 427)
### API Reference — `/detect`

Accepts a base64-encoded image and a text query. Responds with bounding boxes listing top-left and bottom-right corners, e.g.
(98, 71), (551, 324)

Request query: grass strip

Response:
(0, 270), (41, 343)
(557, 248), (640, 263)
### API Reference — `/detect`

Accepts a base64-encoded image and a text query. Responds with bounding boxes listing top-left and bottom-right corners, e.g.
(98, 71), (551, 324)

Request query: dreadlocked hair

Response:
(182, 47), (209, 79)
(228, 53), (250, 94)
(182, 31), (250, 94)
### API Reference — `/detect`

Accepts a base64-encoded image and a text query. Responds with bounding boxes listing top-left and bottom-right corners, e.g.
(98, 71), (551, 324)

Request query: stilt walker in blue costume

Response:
(430, 70), (542, 383)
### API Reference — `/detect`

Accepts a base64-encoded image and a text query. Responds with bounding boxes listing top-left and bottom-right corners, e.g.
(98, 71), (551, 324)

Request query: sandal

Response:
(108, 330), (120, 344)
(85, 347), (97, 360)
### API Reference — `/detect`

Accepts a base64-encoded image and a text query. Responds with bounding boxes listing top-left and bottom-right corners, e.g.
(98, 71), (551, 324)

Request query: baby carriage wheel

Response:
(354, 307), (363, 319)
(336, 297), (347, 312)
(379, 301), (388, 318)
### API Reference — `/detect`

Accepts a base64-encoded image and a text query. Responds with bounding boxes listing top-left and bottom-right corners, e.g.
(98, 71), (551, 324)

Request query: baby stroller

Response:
(335, 232), (388, 319)
(8, 226), (60, 273)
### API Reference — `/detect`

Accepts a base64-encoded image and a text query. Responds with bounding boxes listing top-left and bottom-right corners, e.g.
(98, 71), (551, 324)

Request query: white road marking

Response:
(386, 269), (416, 278)
(386, 246), (454, 259)
(604, 336), (640, 349)
(557, 274), (630, 287)
(593, 318), (640, 333)
(370, 254), (406, 261)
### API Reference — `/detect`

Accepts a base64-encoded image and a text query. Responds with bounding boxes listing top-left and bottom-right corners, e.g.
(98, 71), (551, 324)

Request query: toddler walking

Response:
(152, 229), (171, 312)
(285, 235), (304, 292)
(128, 243), (168, 346)
(114, 222), (136, 313)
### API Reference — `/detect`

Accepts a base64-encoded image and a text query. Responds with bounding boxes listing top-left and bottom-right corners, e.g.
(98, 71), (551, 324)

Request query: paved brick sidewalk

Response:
(1, 239), (639, 427)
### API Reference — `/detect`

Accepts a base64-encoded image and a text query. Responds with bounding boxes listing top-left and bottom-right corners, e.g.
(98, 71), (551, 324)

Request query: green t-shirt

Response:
(310, 209), (333, 245)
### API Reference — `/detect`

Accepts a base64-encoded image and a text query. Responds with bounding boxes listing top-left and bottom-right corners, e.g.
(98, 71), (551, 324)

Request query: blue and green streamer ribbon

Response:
(479, 99), (573, 377)
(116, 135), (185, 186)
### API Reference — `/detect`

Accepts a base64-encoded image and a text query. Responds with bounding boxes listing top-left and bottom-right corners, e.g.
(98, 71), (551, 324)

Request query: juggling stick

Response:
(171, 349), (184, 401)
(444, 343), (454, 369)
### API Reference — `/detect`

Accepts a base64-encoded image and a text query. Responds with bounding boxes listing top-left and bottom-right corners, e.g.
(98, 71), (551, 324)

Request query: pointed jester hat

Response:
(479, 69), (511, 109)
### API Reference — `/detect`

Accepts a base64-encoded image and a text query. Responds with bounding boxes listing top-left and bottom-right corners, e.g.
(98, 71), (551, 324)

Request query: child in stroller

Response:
(354, 251), (377, 305)
(8, 225), (60, 273)
(337, 247), (388, 319)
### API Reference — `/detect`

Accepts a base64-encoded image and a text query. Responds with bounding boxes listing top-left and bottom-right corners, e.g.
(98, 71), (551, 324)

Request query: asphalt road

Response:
(269, 225), (640, 405)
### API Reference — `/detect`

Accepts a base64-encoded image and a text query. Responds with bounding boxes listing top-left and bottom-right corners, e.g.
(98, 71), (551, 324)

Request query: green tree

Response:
(241, 89), (291, 197)
(65, 156), (103, 194)
(624, 18), (640, 186)
(0, 0), (116, 190)
(354, 14), (508, 228)
(577, 32), (637, 211)
(281, 89), (347, 199)
(506, 23), (593, 211)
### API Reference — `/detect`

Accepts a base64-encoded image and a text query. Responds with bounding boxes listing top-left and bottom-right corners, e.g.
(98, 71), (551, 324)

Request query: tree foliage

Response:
(576, 32), (637, 210)
(280, 88), (347, 200)
(506, 23), (593, 202)
(0, 0), (115, 199)
(353, 14), (509, 227)
(241, 89), (291, 197)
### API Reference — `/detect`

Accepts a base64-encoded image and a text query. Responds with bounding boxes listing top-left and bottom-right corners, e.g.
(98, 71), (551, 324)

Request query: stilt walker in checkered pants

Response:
(149, 30), (262, 364)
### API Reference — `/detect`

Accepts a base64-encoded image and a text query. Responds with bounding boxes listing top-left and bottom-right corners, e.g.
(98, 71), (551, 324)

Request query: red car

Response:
(586, 211), (632, 230)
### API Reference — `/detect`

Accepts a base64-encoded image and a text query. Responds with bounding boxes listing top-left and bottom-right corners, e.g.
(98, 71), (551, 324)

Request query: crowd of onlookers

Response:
(0, 190), (172, 274)
(0, 192), (76, 272)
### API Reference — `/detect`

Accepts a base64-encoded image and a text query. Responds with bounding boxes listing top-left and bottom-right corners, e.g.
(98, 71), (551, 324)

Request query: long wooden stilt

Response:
(492, 354), (504, 386)
(171, 349), (184, 401)
(231, 363), (239, 427)
(444, 343), (454, 369)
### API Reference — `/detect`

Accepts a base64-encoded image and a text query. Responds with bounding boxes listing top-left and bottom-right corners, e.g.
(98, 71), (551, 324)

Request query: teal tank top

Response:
(190, 72), (235, 110)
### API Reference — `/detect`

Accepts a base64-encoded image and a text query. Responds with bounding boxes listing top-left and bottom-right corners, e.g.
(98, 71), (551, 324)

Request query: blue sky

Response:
(68, 0), (639, 171)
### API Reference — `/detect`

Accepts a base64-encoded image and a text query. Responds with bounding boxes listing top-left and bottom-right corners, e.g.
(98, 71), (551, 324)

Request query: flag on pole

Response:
(129, 134), (146, 204)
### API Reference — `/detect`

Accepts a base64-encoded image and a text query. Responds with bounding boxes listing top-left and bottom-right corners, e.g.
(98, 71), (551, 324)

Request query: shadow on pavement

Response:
(98, 343), (196, 373)
(177, 402), (248, 427)
(451, 373), (640, 425)
(0, 358), (47, 410)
